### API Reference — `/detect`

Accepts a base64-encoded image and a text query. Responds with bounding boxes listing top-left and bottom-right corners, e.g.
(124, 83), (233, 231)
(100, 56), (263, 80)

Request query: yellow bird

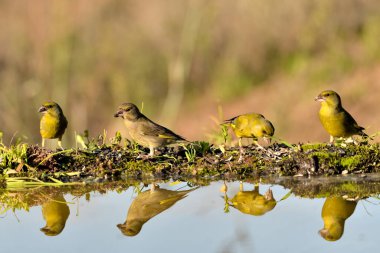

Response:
(223, 113), (275, 161)
(38, 102), (68, 149)
(117, 184), (198, 236)
(228, 183), (276, 216)
(315, 90), (367, 142)
(40, 193), (70, 236)
(114, 103), (187, 157)
(319, 196), (357, 241)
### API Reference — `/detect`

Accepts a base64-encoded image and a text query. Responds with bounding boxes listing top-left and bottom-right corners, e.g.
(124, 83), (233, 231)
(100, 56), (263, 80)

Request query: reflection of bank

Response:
(40, 193), (70, 236)
(117, 184), (198, 236)
(225, 183), (276, 216)
(319, 197), (357, 241)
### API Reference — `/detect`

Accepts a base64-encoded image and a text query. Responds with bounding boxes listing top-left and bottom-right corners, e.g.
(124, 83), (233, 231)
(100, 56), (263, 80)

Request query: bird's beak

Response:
(38, 106), (47, 113)
(40, 226), (58, 236)
(318, 228), (329, 238)
(314, 94), (325, 102)
(114, 110), (123, 118)
(116, 223), (126, 230)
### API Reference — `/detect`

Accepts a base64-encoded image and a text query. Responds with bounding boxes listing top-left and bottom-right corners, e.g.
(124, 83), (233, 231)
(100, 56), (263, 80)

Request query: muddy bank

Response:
(1, 141), (380, 184)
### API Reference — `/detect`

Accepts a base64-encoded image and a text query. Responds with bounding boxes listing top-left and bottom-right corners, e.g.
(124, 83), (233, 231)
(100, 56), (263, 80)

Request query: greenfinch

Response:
(228, 183), (276, 216)
(38, 102), (68, 149)
(117, 184), (197, 236)
(319, 196), (357, 241)
(40, 193), (70, 236)
(114, 103), (187, 157)
(223, 113), (275, 161)
(315, 90), (367, 142)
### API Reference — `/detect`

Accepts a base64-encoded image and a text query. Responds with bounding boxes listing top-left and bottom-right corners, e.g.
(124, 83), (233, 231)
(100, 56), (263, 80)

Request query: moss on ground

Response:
(1, 140), (380, 185)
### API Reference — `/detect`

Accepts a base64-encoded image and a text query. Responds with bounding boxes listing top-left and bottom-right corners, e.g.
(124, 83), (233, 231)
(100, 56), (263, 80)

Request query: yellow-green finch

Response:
(117, 184), (197, 236)
(38, 102), (68, 149)
(315, 90), (367, 142)
(40, 193), (70, 236)
(319, 197), (357, 241)
(223, 113), (275, 161)
(228, 183), (276, 216)
(114, 103), (187, 157)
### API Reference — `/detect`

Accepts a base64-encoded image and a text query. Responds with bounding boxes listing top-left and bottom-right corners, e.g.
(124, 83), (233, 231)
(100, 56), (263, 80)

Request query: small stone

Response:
(342, 170), (348, 175)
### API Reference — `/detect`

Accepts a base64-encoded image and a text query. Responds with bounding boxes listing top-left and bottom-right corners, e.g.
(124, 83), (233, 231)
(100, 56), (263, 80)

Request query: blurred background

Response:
(1, 0), (380, 147)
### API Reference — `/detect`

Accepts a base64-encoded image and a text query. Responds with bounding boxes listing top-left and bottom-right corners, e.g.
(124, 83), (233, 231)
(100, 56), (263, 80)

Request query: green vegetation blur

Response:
(1, 0), (380, 145)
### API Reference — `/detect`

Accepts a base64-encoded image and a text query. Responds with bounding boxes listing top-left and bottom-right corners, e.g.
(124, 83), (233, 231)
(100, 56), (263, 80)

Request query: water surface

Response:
(0, 179), (379, 253)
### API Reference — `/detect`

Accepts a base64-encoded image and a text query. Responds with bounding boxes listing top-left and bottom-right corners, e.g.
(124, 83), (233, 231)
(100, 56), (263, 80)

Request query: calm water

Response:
(0, 180), (379, 253)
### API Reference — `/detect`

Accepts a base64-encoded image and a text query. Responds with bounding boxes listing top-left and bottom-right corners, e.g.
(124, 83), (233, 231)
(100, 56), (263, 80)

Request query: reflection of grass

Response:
(0, 182), (132, 213)
(266, 175), (380, 199)
(5, 177), (81, 190)
(0, 192), (32, 213)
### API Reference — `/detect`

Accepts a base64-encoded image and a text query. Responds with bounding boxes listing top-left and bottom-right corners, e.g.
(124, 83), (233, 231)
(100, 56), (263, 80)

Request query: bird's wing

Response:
(342, 109), (366, 134)
(138, 117), (186, 141)
(262, 119), (275, 136)
(62, 115), (68, 131)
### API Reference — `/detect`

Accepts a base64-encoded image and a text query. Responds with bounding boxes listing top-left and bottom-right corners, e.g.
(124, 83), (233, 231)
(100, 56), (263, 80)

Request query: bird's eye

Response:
(325, 94), (330, 97)
(125, 108), (132, 112)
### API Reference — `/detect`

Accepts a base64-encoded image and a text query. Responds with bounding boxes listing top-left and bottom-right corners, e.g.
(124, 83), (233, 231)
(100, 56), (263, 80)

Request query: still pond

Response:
(0, 176), (379, 253)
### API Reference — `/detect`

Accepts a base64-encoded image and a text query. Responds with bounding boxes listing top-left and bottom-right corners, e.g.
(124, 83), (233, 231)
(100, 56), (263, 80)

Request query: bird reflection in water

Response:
(40, 193), (70, 236)
(117, 183), (198, 236)
(319, 196), (358, 241)
(222, 182), (276, 216)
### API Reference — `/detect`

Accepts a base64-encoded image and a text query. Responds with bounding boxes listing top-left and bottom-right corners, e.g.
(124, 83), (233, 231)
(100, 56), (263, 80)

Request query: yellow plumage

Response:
(224, 113), (275, 145)
(223, 112), (275, 161)
(39, 102), (68, 148)
(40, 194), (70, 236)
(315, 90), (367, 142)
(229, 184), (276, 216)
(319, 197), (357, 241)
(227, 113), (275, 141)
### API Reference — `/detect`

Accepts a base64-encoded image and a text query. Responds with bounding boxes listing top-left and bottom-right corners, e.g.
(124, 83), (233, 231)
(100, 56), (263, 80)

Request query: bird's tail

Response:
(220, 116), (237, 126)
(158, 133), (188, 143)
(358, 126), (375, 141)
(357, 125), (368, 137)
